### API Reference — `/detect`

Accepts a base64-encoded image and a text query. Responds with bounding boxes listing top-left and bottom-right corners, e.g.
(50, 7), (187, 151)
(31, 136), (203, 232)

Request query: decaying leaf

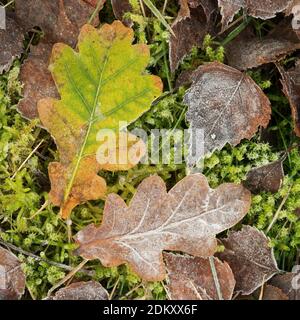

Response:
(261, 284), (289, 300)
(75, 174), (251, 281)
(184, 62), (271, 157)
(49, 281), (108, 300)
(17, 0), (101, 119)
(15, 0), (99, 45)
(225, 27), (300, 71)
(0, 246), (26, 300)
(164, 253), (235, 300)
(0, 15), (24, 74)
(170, 0), (218, 72)
(18, 41), (60, 120)
(270, 273), (300, 300)
(38, 22), (162, 219)
(111, 0), (133, 27)
(243, 159), (284, 194)
(218, 0), (292, 31)
(277, 60), (300, 137)
(218, 226), (280, 295)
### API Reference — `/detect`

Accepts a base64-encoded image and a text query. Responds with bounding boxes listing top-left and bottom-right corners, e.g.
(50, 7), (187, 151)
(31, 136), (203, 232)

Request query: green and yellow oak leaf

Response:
(38, 21), (163, 219)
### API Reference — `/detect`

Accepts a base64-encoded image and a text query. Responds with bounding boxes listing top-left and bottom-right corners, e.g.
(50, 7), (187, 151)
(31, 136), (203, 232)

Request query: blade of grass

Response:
(142, 0), (175, 37)
(221, 16), (252, 46)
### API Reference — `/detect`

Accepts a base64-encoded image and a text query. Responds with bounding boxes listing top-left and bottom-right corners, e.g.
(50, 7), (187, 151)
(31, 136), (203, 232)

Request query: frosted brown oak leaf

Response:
(17, 0), (102, 119)
(0, 246), (26, 300)
(164, 253), (235, 300)
(218, 0), (292, 31)
(217, 226), (280, 295)
(184, 62), (271, 157)
(169, 0), (218, 72)
(277, 60), (300, 137)
(75, 174), (251, 281)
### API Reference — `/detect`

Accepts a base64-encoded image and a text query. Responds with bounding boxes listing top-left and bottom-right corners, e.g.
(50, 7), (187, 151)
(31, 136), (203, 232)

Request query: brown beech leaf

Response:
(218, 226), (280, 295)
(164, 253), (235, 300)
(49, 281), (108, 300)
(0, 246), (26, 300)
(0, 15), (25, 74)
(270, 273), (300, 300)
(243, 159), (284, 194)
(17, 0), (101, 119)
(218, 0), (292, 31)
(75, 174), (251, 281)
(170, 0), (218, 72)
(261, 285), (289, 300)
(277, 60), (300, 137)
(225, 27), (300, 71)
(184, 62), (272, 157)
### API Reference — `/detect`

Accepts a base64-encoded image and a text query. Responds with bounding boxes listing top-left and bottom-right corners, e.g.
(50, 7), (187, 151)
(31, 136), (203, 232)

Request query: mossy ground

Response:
(0, 0), (300, 299)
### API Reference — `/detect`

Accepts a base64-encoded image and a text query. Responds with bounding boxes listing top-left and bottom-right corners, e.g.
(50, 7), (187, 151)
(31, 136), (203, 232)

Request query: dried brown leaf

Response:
(270, 273), (300, 300)
(243, 159), (284, 194)
(277, 60), (300, 137)
(184, 62), (271, 157)
(111, 0), (133, 27)
(164, 253), (235, 300)
(0, 15), (24, 74)
(75, 174), (251, 281)
(170, 0), (218, 72)
(18, 41), (59, 120)
(16, 0), (101, 119)
(225, 27), (300, 71)
(261, 285), (289, 300)
(49, 281), (108, 300)
(218, 0), (292, 31)
(217, 226), (280, 295)
(0, 246), (26, 300)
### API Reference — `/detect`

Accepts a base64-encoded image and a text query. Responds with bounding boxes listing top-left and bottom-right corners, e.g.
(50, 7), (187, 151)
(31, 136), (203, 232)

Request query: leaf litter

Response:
(1, 0), (300, 301)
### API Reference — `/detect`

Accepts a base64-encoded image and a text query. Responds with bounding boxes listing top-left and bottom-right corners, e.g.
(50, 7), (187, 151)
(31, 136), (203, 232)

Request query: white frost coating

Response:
(184, 62), (271, 158)
(218, 0), (293, 30)
(75, 173), (251, 281)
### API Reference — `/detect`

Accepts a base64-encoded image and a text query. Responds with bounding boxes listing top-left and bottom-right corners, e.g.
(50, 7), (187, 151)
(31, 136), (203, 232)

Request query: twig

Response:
(29, 200), (50, 220)
(109, 276), (120, 300)
(139, 0), (146, 17)
(258, 275), (267, 300)
(162, 0), (168, 15)
(209, 256), (223, 300)
(3, 0), (14, 8)
(47, 259), (88, 296)
(11, 139), (44, 179)
(266, 185), (292, 234)
(88, 0), (104, 24)
(0, 238), (93, 275)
